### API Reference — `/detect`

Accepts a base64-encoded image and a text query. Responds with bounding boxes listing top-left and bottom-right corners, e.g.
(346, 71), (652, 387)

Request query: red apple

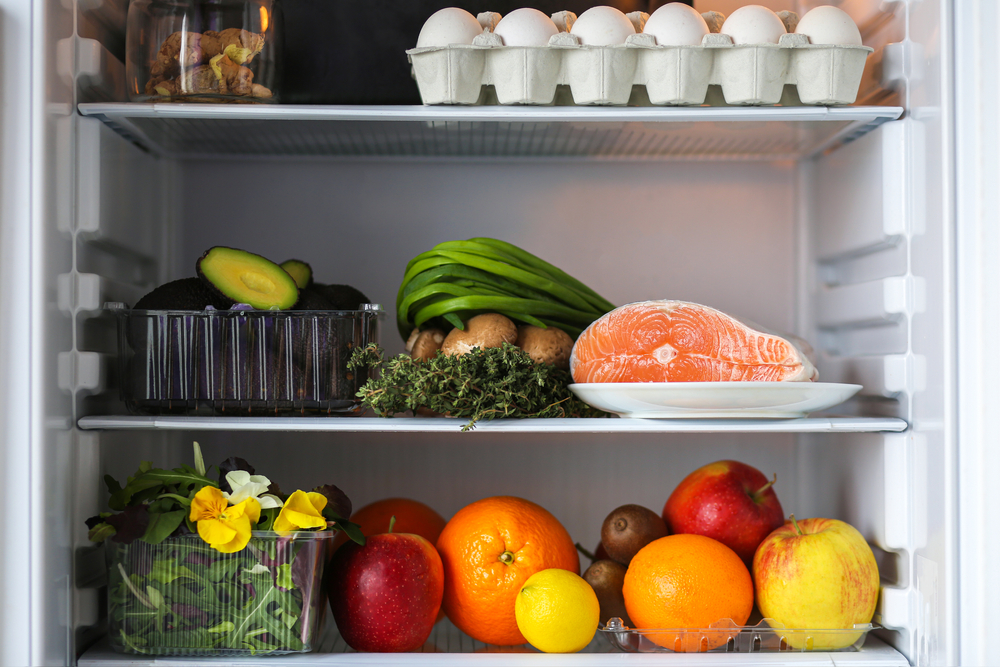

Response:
(328, 532), (444, 652)
(753, 516), (879, 649)
(663, 460), (784, 565)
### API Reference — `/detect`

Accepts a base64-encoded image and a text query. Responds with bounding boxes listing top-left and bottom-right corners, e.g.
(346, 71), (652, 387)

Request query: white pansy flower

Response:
(223, 470), (283, 509)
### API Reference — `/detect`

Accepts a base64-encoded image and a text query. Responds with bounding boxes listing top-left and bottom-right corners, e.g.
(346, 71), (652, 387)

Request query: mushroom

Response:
(409, 329), (446, 361)
(516, 325), (574, 369)
(441, 313), (517, 356)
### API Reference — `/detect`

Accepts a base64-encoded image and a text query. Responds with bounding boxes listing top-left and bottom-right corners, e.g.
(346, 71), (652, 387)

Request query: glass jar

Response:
(126, 0), (280, 103)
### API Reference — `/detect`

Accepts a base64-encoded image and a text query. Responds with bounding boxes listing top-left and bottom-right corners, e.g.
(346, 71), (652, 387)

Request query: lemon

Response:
(514, 568), (600, 653)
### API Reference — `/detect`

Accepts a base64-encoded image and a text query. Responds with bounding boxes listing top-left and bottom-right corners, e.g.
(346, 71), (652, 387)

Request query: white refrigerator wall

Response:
(0, 1), (965, 667)
(178, 160), (799, 345)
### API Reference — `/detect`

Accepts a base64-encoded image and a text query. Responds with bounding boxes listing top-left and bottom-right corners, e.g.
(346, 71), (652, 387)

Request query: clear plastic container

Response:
(599, 617), (879, 653)
(126, 0), (280, 103)
(106, 531), (332, 656)
(111, 304), (382, 415)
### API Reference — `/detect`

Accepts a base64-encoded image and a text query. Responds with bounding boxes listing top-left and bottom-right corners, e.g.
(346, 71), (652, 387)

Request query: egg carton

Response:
(406, 11), (872, 107)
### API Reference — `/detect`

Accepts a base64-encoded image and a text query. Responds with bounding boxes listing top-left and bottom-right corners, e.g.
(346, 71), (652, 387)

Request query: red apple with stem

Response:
(662, 460), (784, 565)
(328, 516), (444, 652)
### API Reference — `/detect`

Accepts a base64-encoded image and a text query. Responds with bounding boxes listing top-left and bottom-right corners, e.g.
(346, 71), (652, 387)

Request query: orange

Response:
(436, 496), (579, 646)
(332, 498), (447, 552)
(622, 534), (753, 652)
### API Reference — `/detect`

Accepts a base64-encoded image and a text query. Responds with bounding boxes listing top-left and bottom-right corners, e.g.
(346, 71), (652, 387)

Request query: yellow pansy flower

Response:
(189, 486), (261, 553)
(273, 490), (328, 534)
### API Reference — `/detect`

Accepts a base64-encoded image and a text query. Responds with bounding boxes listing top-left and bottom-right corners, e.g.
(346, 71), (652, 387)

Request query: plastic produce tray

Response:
(112, 304), (382, 416)
(106, 532), (331, 656)
(599, 617), (880, 653)
(408, 16), (872, 106)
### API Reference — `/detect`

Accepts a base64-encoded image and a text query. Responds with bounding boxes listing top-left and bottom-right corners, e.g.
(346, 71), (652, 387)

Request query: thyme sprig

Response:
(349, 343), (604, 431)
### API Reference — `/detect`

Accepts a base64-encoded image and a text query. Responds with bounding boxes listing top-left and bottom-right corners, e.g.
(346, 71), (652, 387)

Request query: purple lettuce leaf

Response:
(107, 505), (150, 544)
(171, 603), (209, 627)
(312, 484), (351, 520)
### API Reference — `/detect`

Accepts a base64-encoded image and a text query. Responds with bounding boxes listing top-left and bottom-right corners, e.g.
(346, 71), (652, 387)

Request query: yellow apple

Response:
(752, 516), (879, 650)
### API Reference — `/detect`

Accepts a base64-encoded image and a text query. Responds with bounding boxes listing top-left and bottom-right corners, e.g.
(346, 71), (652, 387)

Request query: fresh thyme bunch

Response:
(349, 343), (604, 431)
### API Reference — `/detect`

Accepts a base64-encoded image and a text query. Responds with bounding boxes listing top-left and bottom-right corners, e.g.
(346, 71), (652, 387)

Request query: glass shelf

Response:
(77, 103), (903, 161)
(78, 618), (907, 665)
(77, 415), (907, 434)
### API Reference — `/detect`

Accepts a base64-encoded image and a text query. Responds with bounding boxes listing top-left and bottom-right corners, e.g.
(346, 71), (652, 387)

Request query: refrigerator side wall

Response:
(954, 1), (1000, 665)
(0, 0), (36, 663)
(0, 0), (78, 664)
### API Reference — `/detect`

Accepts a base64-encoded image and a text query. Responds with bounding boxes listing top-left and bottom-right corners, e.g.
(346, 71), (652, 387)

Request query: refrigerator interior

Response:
(0, 0), (962, 665)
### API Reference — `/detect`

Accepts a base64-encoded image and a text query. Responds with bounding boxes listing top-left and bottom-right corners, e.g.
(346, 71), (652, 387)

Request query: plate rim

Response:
(569, 381), (863, 392)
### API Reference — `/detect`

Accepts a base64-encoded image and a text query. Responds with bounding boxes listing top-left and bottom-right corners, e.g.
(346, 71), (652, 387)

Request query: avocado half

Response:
(197, 247), (299, 310)
(280, 259), (313, 289)
(134, 277), (235, 310)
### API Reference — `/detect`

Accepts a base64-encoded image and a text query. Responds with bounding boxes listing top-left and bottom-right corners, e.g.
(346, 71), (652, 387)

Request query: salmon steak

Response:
(570, 301), (817, 384)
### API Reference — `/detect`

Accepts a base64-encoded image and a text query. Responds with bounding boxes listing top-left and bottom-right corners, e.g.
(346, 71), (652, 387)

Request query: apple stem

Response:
(789, 514), (803, 535)
(388, 515), (396, 534)
(575, 542), (596, 561)
(751, 474), (777, 502)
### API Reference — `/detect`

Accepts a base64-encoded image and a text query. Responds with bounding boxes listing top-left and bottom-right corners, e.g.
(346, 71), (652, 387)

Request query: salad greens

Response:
(107, 534), (323, 654)
(89, 444), (363, 655)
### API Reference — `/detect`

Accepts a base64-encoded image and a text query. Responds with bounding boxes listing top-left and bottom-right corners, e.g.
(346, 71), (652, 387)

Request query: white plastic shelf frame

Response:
(79, 618), (908, 666)
(77, 416), (907, 433)
(77, 104), (903, 162)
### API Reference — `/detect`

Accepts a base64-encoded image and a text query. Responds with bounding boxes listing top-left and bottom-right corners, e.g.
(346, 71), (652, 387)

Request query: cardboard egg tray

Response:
(406, 12), (873, 107)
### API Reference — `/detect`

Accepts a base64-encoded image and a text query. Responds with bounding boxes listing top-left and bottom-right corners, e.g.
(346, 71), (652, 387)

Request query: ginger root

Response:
(201, 29), (265, 63)
(250, 83), (273, 98)
(209, 54), (254, 96)
(151, 31), (205, 80)
(147, 28), (265, 99)
(179, 65), (221, 94)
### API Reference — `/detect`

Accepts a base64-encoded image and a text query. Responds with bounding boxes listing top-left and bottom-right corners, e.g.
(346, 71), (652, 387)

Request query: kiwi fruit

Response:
(583, 559), (632, 627)
(601, 504), (669, 566)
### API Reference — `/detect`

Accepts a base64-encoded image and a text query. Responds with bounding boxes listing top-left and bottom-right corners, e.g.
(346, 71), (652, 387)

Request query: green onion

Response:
(397, 239), (614, 340)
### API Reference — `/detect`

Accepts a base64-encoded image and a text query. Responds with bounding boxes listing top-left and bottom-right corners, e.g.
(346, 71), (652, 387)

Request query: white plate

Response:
(569, 382), (863, 419)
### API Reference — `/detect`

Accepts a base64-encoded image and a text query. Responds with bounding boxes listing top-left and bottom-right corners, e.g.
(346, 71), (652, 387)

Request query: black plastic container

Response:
(112, 303), (382, 416)
(276, 1), (675, 104)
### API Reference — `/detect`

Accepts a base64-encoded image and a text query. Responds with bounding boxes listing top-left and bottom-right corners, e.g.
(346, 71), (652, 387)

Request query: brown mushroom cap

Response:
(441, 313), (517, 356)
(410, 329), (446, 361)
(516, 325), (574, 369)
(405, 328), (421, 353)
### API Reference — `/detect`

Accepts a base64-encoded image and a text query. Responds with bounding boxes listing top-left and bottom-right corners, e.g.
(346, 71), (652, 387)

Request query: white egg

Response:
(643, 3), (710, 46)
(494, 8), (559, 47)
(720, 5), (786, 45)
(416, 8), (483, 48)
(571, 6), (636, 46)
(795, 6), (862, 46)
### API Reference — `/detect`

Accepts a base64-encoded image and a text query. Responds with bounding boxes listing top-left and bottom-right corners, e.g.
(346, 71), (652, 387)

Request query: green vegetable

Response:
(395, 238), (615, 340)
(349, 343), (605, 431)
(197, 246), (299, 310)
(279, 259), (313, 289)
(107, 536), (322, 655)
(89, 444), (366, 656)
